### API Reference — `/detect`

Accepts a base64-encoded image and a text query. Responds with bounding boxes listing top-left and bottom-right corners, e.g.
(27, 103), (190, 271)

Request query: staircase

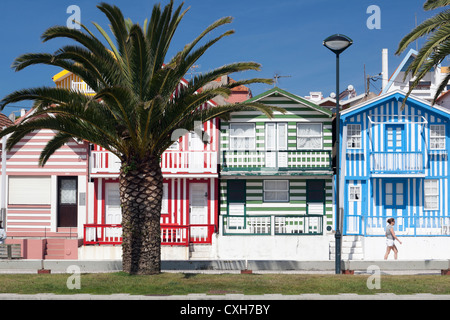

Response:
(329, 235), (364, 260)
(44, 239), (66, 260)
(189, 244), (213, 260)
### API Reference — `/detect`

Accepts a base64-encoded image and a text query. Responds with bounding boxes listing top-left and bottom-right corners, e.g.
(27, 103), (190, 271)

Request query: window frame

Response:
(263, 180), (289, 203)
(347, 124), (362, 149)
(430, 124), (446, 150)
(348, 184), (361, 202)
(296, 123), (323, 150)
(229, 123), (256, 151)
(424, 179), (439, 211)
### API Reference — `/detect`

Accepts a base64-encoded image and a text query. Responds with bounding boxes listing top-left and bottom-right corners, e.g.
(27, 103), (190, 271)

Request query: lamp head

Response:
(323, 34), (353, 55)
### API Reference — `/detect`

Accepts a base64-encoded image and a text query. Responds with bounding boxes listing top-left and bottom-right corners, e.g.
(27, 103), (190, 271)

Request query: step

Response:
(189, 244), (213, 259)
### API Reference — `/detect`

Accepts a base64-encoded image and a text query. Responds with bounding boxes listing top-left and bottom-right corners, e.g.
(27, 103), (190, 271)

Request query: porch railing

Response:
(90, 150), (218, 175)
(71, 81), (95, 94)
(370, 152), (424, 174)
(161, 151), (218, 174)
(344, 214), (450, 236)
(222, 214), (323, 235)
(221, 150), (332, 171)
(83, 224), (216, 246)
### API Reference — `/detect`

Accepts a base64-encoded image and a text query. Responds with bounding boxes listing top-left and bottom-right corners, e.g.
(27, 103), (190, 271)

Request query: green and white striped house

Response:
(218, 87), (334, 259)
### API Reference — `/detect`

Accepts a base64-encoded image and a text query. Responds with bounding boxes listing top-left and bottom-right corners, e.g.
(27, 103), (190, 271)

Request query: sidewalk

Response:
(0, 259), (448, 275)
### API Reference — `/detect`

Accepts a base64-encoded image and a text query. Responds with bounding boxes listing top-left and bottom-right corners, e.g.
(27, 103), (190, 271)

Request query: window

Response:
(227, 180), (246, 216)
(347, 124), (361, 149)
(8, 176), (51, 205)
(349, 185), (361, 201)
(162, 183), (169, 214)
(229, 123), (255, 150)
(430, 125), (445, 150)
(424, 180), (439, 210)
(264, 180), (289, 202)
(297, 123), (322, 149)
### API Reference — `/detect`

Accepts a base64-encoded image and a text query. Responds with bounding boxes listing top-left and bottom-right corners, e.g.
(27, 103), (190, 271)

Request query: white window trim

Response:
(161, 183), (169, 214)
(430, 124), (446, 150)
(296, 123), (323, 150)
(229, 123), (256, 151)
(348, 185), (361, 202)
(347, 124), (362, 149)
(263, 180), (289, 203)
(424, 179), (439, 210)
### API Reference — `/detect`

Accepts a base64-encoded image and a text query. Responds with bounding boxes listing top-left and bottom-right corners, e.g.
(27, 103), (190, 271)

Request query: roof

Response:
(246, 87), (332, 116)
(381, 49), (439, 95)
(340, 89), (450, 119)
(0, 113), (13, 128)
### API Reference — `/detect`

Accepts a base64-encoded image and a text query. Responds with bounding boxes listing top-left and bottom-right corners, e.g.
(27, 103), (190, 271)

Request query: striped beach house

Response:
(339, 90), (450, 259)
(216, 87), (335, 260)
(2, 70), (222, 260)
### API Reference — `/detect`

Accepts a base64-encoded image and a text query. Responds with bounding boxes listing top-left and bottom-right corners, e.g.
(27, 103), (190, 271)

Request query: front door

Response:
(189, 131), (204, 172)
(105, 183), (122, 240)
(105, 183), (121, 225)
(384, 180), (406, 232)
(189, 183), (208, 242)
(57, 177), (78, 227)
(385, 124), (404, 152)
(266, 123), (288, 168)
(306, 179), (325, 215)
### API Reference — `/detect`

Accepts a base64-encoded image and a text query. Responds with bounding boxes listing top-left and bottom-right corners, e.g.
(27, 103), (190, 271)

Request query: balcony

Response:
(221, 150), (332, 173)
(222, 214), (323, 236)
(370, 152), (424, 175)
(90, 150), (218, 175)
(83, 224), (216, 246)
(71, 81), (95, 94)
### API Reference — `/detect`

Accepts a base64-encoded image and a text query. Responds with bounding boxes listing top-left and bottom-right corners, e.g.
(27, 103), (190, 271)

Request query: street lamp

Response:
(323, 34), (352, 274)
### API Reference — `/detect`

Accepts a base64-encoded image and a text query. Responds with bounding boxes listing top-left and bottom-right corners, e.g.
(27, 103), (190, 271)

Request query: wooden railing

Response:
(222, 214), (323, 235)
(90, 150), (218, 175)
(83, 224), (216, 246)
(221, 150), (332, 171)
(370, 151), (424, 174)
(71, 81), (95, 94)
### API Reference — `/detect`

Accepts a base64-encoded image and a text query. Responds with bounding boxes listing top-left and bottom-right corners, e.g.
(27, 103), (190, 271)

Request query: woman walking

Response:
(384, 218), (402, 260)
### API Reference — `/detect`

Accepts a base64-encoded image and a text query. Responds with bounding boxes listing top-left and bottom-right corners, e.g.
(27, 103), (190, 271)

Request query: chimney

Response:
(382, 48), (388, 92)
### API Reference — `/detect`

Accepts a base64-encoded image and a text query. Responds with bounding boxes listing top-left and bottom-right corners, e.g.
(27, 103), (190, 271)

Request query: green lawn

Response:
(1, 272), (450, 296)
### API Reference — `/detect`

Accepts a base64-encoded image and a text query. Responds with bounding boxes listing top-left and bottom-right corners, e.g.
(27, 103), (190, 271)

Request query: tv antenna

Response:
(273, 73), (291, 87)
(188, 65), (201, 80)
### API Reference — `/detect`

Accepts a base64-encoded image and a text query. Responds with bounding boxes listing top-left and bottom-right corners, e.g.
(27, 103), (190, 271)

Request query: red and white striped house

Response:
(2, 69), (224, 260)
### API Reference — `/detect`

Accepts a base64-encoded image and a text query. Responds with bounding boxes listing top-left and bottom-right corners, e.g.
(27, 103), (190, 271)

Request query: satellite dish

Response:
(330, 92), (336, 98)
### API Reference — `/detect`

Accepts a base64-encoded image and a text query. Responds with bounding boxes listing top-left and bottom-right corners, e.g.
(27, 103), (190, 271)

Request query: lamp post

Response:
(323, 34), (352, 274)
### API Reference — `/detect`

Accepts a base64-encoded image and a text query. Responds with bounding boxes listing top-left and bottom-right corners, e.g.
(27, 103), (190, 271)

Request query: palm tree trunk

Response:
(119, 155), (163, 275)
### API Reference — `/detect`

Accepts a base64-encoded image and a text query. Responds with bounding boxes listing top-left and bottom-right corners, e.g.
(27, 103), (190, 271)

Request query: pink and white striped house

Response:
(2, 70), (229, 260)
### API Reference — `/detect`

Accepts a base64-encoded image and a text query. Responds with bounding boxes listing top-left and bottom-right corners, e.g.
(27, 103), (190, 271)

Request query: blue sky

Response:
(0, 0), (438, 117)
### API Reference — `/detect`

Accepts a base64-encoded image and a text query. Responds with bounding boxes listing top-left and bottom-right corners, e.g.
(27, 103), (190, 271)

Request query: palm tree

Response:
(0, 1), (282, 275)
(396, 0), (450, 104)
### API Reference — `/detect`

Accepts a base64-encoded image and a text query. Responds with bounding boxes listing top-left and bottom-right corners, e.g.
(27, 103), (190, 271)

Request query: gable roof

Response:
(341, 89), (450, 120)
(246, 87), (332, 116)
(380, 49), (418, 95)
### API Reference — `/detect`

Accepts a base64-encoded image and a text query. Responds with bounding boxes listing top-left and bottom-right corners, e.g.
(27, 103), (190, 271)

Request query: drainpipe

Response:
(1, 130), (7, 226)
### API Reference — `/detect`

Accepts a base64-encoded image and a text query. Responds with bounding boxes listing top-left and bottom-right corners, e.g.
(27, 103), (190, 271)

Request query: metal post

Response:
(335, 53), (341, 274)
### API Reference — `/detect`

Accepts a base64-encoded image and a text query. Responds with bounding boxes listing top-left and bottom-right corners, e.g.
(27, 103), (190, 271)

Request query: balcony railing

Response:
(90, 150), (218, 175)
(221, 150), (332, 172)
(370, 151), (424, 174)
(161, 151), (217, 174)
(344, 214), (450, 236)
(83, 224), (216, 246)
(222, 214), (323, 236)
(71, 81), (95, 94)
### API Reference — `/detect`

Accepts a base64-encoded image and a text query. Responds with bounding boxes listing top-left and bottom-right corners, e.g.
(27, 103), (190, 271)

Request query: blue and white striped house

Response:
(339, 90), (450, 259)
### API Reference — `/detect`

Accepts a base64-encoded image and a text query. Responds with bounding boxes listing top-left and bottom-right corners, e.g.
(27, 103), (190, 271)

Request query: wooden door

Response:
(57, 177), (78, 227)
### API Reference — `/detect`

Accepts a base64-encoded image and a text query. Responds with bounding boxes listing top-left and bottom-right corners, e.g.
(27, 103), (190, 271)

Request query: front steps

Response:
(329, 235), (364, 260)
(189, 244), (214, 260)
